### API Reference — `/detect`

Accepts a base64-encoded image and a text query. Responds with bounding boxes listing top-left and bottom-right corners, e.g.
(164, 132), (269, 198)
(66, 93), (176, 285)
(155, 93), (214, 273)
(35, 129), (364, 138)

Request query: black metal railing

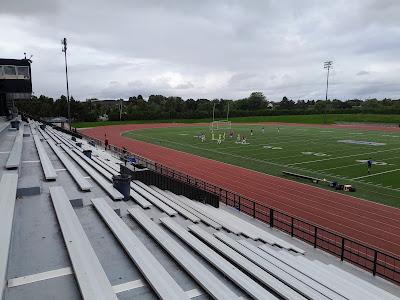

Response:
(80, 132), (400, 285)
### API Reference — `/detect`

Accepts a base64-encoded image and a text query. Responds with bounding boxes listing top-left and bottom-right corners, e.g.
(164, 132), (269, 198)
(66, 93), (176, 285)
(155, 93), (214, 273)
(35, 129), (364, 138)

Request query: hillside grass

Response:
(73, 114), (400, 128)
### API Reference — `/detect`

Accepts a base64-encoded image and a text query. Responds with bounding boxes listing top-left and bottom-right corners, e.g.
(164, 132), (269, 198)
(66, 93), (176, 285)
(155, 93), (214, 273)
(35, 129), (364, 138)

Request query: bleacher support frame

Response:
(24, 114), (400, 286)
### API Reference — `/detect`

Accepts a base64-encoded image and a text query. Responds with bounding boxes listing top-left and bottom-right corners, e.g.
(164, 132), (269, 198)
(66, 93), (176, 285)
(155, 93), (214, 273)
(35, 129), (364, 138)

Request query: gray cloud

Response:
(356, 71), (370, 76)
(1, 0), (400, 101)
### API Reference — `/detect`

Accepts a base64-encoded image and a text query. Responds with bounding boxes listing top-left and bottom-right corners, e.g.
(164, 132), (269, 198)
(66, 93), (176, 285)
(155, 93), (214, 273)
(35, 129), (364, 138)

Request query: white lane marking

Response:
(55, 168), (67, 172)
(22, 160), (41, 163)
(8, 267), (73, 287)
(0, 151), (11, 154)
(352, 168), (400, 180)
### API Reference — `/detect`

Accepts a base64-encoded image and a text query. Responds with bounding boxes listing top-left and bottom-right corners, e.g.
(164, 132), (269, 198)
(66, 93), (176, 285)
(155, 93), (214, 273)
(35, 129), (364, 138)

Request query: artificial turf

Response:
(123, 123), (400, 207)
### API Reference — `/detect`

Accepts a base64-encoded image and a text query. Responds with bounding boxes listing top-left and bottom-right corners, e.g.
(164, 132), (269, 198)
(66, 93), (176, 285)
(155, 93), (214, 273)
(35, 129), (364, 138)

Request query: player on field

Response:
(218, 133), (222, 144)
(367, 158), (373, 174)
(250, 129), (253, 136)
(104, 134), (109, 150)
(236, 133), (241, 143)
(262, 126), (265, 134)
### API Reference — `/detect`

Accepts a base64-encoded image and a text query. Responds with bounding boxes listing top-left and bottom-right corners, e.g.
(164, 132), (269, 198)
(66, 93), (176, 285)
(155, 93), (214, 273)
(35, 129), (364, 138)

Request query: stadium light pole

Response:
(61, 38), (71, 130)
(323, 60), (333, 124)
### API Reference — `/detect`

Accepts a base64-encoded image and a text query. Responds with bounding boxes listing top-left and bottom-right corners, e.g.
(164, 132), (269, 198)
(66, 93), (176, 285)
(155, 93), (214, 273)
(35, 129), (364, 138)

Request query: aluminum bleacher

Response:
(31, 125), (57, 180)
(128, 208), (240, 300)
(5, 128), (23, 169)
(236, 239), (344, 300)
(188, 225), (307, 300)
(47, 139), (92, 191)
(133, 181), (200, 222)
(2, 121), (399, 300)
(212, 233), (332, 300)
(0, 174), (18, 298)
(91, 197), (188, 300)
(49, 186), (117, 300)
(160, 217), (277, 300)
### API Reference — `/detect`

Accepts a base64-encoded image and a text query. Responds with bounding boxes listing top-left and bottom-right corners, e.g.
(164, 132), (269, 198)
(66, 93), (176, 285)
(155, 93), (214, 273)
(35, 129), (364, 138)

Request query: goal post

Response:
(209, 120), (232, 131)
(210, 102), (231, 131)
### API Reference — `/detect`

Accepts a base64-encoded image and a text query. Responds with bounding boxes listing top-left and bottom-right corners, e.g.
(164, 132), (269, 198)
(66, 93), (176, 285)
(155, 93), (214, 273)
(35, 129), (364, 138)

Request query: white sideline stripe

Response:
(352, 168), (400, 180)
(22, 160), (40, 163)
(0, 151), (11, 154)
(8, 267), (73, 287)
(55, 168), (67, 172)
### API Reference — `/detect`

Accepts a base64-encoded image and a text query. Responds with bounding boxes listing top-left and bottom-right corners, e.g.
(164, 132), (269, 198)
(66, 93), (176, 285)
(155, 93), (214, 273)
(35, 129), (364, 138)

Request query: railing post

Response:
(290, 217), (294, 237)
(269, 208), (274, 228)
(253, 202), (256, 218)
(340, 237), (345, 261)
(313, 226), (318, 248)
(238, 196), (241, 211)
(372, 250), (378, 276)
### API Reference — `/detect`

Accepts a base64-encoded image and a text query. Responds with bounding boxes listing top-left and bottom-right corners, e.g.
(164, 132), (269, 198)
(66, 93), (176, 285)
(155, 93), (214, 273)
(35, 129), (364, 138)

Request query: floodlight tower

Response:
(323, 60), (333, 124)
(61, 38), (71, 130)
(324, 61), (333, 101)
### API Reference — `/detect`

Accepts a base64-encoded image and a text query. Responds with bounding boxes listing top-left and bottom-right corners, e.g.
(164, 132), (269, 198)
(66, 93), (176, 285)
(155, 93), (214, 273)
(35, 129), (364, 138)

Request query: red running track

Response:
(81, 123), (400, 257)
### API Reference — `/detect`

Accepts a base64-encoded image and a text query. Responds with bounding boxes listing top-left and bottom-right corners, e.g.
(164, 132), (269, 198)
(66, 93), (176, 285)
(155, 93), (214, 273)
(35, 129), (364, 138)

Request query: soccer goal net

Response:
(209, 120), (232, 131)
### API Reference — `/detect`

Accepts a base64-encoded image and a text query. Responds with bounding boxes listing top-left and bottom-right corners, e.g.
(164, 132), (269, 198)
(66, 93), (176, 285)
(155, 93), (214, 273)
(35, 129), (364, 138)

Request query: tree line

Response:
(16, 92), (400, 122)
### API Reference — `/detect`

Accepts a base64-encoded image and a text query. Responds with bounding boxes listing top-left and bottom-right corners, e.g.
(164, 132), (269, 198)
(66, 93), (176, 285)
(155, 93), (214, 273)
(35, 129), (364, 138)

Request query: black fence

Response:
(80, 132), (400, 285)
(120, 164), (220, 207)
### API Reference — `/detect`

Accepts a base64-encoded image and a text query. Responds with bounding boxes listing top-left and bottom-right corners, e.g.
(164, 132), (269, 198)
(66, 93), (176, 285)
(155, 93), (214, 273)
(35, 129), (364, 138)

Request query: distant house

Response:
(267, 102), (274, 109)
(98, 114), (109, 121)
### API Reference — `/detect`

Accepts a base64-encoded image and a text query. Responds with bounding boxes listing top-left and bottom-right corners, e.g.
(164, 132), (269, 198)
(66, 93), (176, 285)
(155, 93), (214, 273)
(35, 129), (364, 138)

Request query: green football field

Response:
(123, 124), (400, 207)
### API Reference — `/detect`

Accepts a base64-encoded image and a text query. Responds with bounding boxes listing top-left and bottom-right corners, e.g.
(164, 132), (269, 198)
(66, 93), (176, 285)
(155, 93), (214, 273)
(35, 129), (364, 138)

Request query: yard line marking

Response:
(287, 147), (400, 166)
(316, 163), (362, 172)
(352, 168), (400, 180)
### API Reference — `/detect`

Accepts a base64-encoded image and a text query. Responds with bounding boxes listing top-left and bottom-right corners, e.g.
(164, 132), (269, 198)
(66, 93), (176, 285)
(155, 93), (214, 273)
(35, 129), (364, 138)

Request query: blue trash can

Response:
(112, 174), (132, 201)
(10, 120), (20, 130)
(82, 150), (92, 159)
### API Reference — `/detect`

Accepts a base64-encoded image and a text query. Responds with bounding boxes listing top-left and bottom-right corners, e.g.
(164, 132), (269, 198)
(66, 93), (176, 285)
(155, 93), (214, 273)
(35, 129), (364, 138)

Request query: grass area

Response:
(73, 114), (400, 128)
(123, 124), (400, 207)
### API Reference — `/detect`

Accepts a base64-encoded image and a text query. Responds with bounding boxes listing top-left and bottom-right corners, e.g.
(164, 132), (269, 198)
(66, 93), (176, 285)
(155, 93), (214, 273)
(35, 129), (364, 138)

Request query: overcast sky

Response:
(1, 0), (399, 101)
